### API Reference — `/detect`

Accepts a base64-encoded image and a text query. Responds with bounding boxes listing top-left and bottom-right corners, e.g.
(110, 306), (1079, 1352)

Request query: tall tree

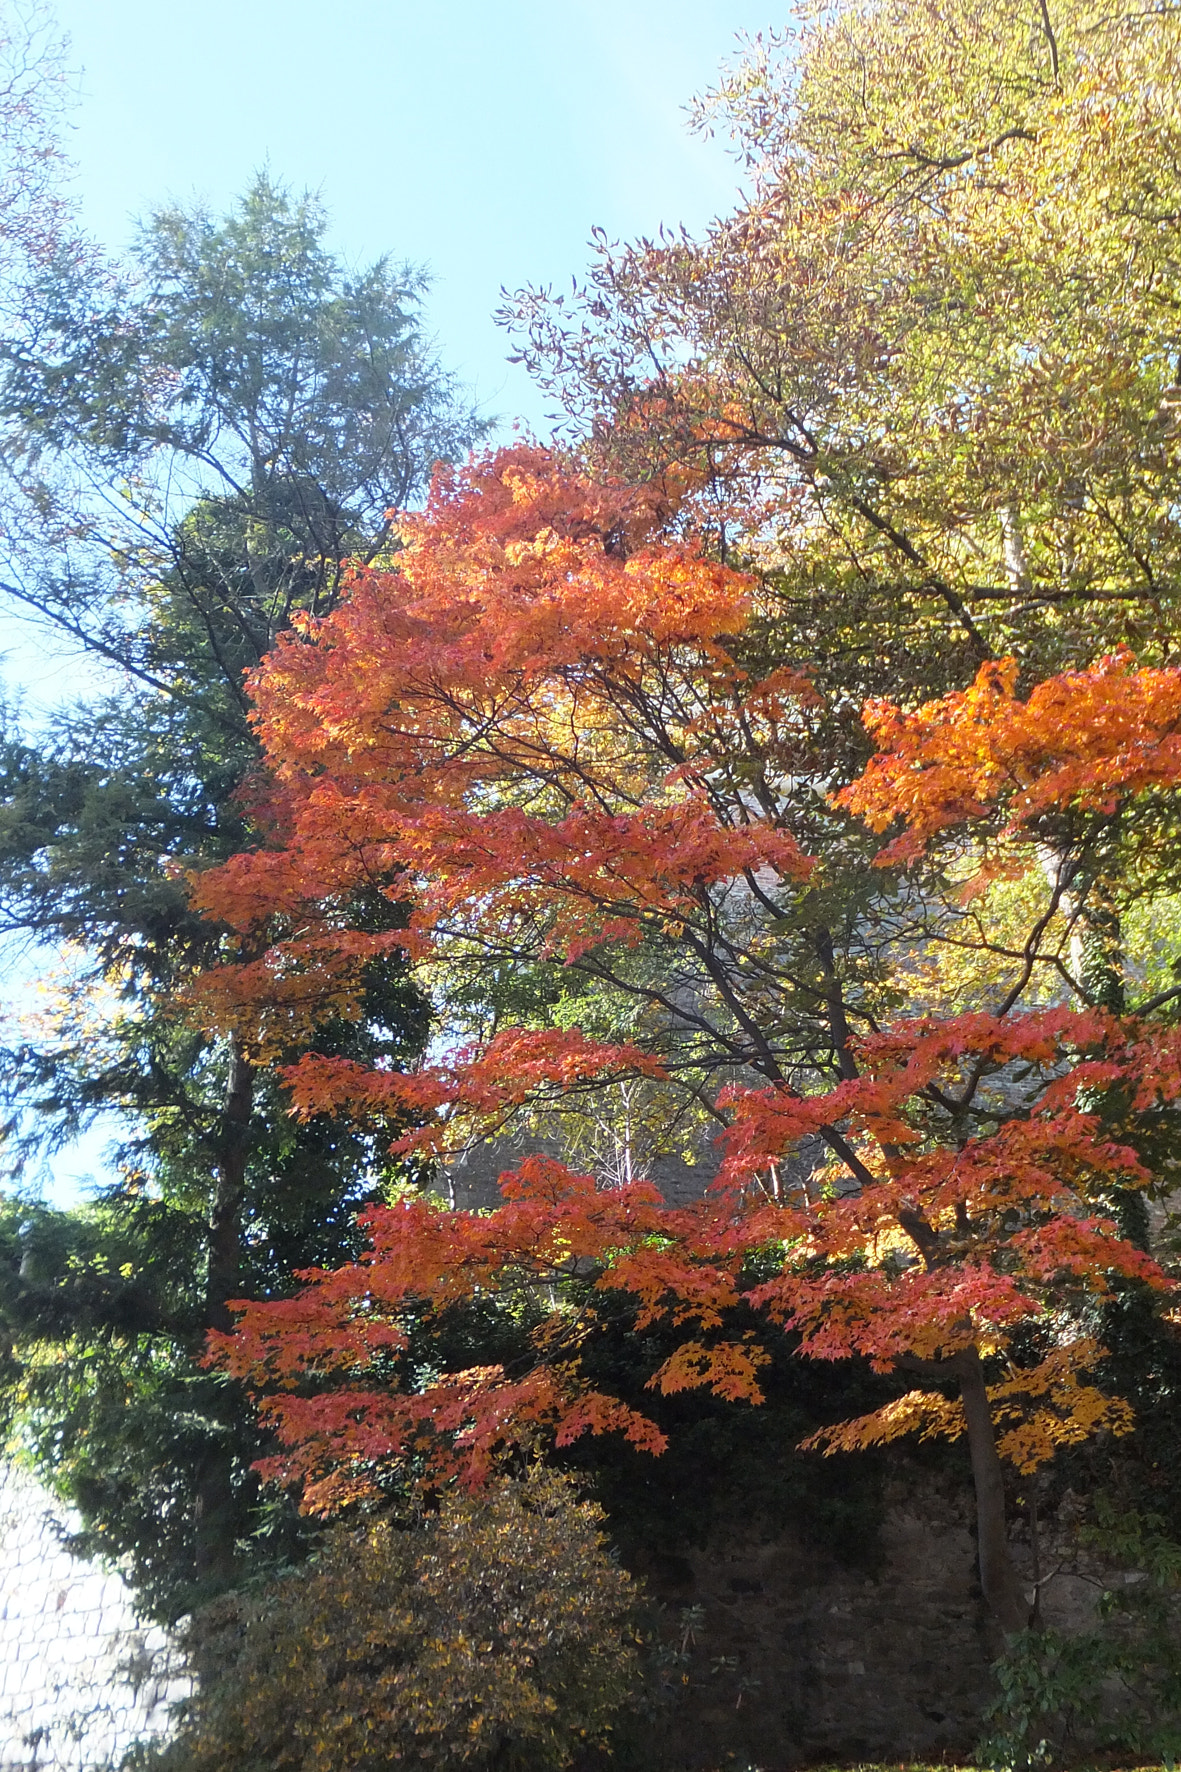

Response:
(1, 171), (478, 676)
(497, 0), (1181, 1277)
(502, 0), (1181, 1407)
(0, 176), (480, 1614)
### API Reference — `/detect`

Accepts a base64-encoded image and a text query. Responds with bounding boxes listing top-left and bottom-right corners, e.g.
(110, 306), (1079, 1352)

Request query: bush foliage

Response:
(144, 1471), (640, 1772)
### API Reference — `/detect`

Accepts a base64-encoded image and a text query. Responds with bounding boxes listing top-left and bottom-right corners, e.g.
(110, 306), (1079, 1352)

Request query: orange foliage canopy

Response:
(842, 654), (1181, 864)
(212, 1007), (1173, 1512)
(194, 449), (1180, 1524)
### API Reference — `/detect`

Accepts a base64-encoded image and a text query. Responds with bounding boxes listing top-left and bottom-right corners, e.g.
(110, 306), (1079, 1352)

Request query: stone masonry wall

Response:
(627, 1479), (1114, 1770)
(0, 1454), (1131, 1772)
(0, 1464), (188, 1771)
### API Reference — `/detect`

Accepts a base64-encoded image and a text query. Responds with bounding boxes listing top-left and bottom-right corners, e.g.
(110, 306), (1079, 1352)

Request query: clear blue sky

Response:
(52, 0), (781, 431)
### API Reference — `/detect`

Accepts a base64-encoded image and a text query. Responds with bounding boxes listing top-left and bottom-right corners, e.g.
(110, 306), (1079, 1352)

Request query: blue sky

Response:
(21, 0), (786, 1200)
(53, 0), (780, 431)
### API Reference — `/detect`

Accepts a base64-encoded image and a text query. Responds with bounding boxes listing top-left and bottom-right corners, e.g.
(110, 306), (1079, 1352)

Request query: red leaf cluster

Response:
(190, 450), (1181, 1510)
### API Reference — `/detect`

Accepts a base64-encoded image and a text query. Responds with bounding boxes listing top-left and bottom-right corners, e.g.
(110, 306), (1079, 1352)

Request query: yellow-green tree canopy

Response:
(509, 0), (1181, 679)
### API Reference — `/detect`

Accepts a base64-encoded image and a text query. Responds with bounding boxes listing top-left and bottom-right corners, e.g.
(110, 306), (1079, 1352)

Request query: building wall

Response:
(0, 1464), (187, 1771)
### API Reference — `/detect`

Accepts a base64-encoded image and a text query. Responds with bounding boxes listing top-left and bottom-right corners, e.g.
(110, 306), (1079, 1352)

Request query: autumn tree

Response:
(0, 178), (479, 1614)
(190, 450), (1181, 1633)
(503, 0), (1181, 1575)
(506, 0), (1181, 695)
(496, 0), (1181, 1336)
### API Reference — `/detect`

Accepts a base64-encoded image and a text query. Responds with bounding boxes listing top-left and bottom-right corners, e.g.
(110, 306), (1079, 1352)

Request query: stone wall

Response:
(0, 1465), (188, 1771)
(626, 1479), (1112, 1770)
(0, 1454), (1132, 1772)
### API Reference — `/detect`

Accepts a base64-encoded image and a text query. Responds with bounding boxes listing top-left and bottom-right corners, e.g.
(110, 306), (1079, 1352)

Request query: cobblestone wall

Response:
(0, 1464), (188, 1771)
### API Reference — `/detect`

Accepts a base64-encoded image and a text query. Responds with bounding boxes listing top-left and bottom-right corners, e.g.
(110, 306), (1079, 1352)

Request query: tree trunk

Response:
(1035, 841), (1124, 1013)
(195, 1031), (255, 1586)
(207, 1031), (254, 1334)
(999, 505), (1032, 593)
(954, 1345), (1030, 1634)
(815, 925), (858, 1082)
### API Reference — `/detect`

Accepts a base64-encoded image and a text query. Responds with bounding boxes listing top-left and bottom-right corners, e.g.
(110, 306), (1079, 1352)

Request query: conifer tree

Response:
(0, 176), (481, 1613)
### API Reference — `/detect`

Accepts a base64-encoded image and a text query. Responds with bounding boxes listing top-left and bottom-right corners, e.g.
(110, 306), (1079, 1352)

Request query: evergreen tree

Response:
(0, 176), (481, 1615)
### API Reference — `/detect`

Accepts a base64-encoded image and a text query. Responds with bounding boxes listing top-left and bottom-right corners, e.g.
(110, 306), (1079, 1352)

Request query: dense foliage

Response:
(508, 0), (1181, 683)
(141, 1472), (640, 1772)
(192, 449), (1180, 1635)
(3, 0), (1181, 1762)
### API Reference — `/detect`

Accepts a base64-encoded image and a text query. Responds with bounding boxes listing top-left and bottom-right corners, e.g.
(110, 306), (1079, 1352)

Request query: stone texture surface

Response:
(0, 1464), (188, 1770)
(626, 1480), (1110, 1770)
(0, 1451), (1127, 1772)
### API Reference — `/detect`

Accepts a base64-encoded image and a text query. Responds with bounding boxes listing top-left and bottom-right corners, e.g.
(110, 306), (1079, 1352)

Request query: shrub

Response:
(978, 1502), (1181, 1769)
(147, 1470), (641, 1772)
